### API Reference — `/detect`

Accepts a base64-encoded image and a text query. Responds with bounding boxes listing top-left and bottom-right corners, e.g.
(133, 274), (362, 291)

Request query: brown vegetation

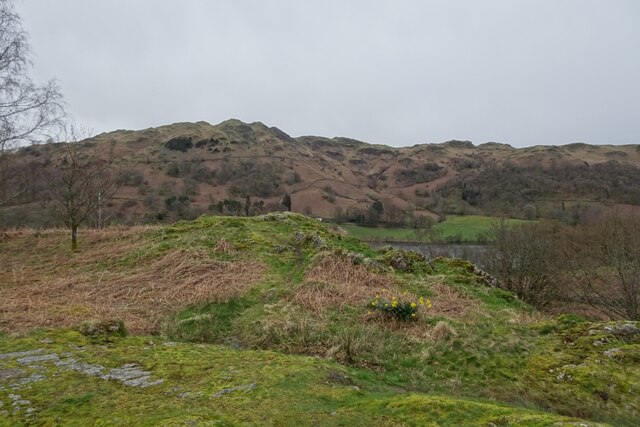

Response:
(0, 228), (264, 333)
(484, 211), (640, 320)
(293, 253), (395, 314)
(429, 281), (480, 319)
(2, 119), (640, 228)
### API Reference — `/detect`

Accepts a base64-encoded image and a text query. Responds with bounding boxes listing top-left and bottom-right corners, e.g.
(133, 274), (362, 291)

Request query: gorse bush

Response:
(370, 290), (432, 321)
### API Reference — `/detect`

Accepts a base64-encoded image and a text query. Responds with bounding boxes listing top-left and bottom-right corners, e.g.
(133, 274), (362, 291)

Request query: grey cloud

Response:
(16, 0), (640, 147)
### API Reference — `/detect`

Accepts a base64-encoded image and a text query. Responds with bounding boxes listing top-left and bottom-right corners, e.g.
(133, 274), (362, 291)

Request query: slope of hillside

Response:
(1, 119), (640, 228)
(1, 214), (639, 425)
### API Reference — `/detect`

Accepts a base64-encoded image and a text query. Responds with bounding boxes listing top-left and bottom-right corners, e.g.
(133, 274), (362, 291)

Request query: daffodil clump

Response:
(369, 290), (432, 321)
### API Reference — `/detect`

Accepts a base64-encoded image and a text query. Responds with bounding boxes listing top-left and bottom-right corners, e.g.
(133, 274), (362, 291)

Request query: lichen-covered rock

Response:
(76, 319), (127, 340)
(377, 249), (431, 273)
(291, 232), (328, 249)
(604, 322), (640, 339)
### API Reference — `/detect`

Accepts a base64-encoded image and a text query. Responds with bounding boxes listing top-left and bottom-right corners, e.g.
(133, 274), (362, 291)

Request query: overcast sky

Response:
(16, 0), (640, 147)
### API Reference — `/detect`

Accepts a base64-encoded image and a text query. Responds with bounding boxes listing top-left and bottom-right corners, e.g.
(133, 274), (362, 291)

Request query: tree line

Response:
(483, 211), (640, 320)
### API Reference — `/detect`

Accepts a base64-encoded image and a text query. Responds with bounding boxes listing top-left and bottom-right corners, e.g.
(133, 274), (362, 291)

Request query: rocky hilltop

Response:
(2, 119), (639, 227)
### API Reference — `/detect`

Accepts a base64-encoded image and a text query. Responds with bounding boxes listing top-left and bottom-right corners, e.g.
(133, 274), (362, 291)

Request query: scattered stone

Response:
(471, 266), (499, 287)
(38, 338), (53, 344)
(101, 363), (163, 387)
(163, 342), (178, 347)
(56, 358), (105, 376)
(292, 231), (328, 249)
(310, 234), (327, 249)
(274, 244), (289, 253)
(8, 393), (32, 413)
(604, 323), (640, 338)
(123, 376), (163, 388)
(17, 354), (59, 365)
(212, 382), (256, 397)
(603, 348), (622, 358)
(325, 370), (353, 386)
(0, 368), (24, 381)
(77, 319), (127, 339)
(261, 212), (295, 222)
(0, 349), (44, 360)
(377, 249), (430, 273)
(11, 373), (45, 387)
(593, 338), (608, 347)
(362, 257), (388, 273)
(556, 371), (573, 382)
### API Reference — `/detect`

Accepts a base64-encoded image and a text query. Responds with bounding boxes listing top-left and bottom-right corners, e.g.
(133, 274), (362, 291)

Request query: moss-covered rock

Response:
(376, 248), (432, 273)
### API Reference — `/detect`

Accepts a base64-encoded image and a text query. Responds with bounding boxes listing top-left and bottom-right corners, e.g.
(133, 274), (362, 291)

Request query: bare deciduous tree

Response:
(569, 212), (640, 320)
(48, 126), (117, 251)
(483, 219), (565, 309)
(0, 0), (64, 206)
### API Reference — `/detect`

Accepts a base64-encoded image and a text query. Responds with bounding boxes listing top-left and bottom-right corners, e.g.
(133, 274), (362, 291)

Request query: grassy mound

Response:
(1, 213), (638, 425)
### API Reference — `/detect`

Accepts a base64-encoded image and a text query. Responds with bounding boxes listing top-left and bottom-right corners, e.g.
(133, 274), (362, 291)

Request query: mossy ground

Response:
(0, 329), (607, 426)
(0, 213), (637, 425)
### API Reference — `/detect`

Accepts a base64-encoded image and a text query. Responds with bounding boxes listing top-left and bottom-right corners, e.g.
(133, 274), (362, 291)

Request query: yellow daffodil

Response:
(410, 302), (417, 308)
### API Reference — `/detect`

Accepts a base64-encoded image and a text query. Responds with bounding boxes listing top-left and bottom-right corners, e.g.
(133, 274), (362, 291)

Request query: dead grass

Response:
(0, 226), (157, 289)
(214, 237), (235, 254)
(292, 253), (396, 314)
(429, 281), (481, 320)
(504, 309), (550, 325)
(0, 246), (264, 333)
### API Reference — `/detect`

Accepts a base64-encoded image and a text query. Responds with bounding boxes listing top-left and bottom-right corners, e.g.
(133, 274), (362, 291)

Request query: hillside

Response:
(1, 214), (639, 425)
(1, 119), (639, 228)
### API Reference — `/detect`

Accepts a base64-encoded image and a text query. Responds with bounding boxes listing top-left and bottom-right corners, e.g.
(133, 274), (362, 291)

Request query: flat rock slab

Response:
(2, 352), (164, 390)
(0, 349), (44, 360)
(100, 364), (164, 388)
(0, 369), (24, 381)
(17, 354), (59, 365)
(212, 382), (256, 398)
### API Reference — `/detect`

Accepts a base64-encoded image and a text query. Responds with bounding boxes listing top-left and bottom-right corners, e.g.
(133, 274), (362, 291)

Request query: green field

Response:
(341, 215), (531, 243)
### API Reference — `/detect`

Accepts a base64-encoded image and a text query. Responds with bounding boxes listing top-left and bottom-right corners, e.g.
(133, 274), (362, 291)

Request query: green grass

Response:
(0, 329), (610, 426)
(341, 215), (532, 243)
(1, 212), (636, 426)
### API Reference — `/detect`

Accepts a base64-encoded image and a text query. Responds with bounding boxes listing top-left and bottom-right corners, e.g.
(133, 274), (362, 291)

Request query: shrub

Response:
(164, 136), (193, 152)
(117, 169), (144, 186)
(369, 291), (432, 321)
(482, 220), (567, 309)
